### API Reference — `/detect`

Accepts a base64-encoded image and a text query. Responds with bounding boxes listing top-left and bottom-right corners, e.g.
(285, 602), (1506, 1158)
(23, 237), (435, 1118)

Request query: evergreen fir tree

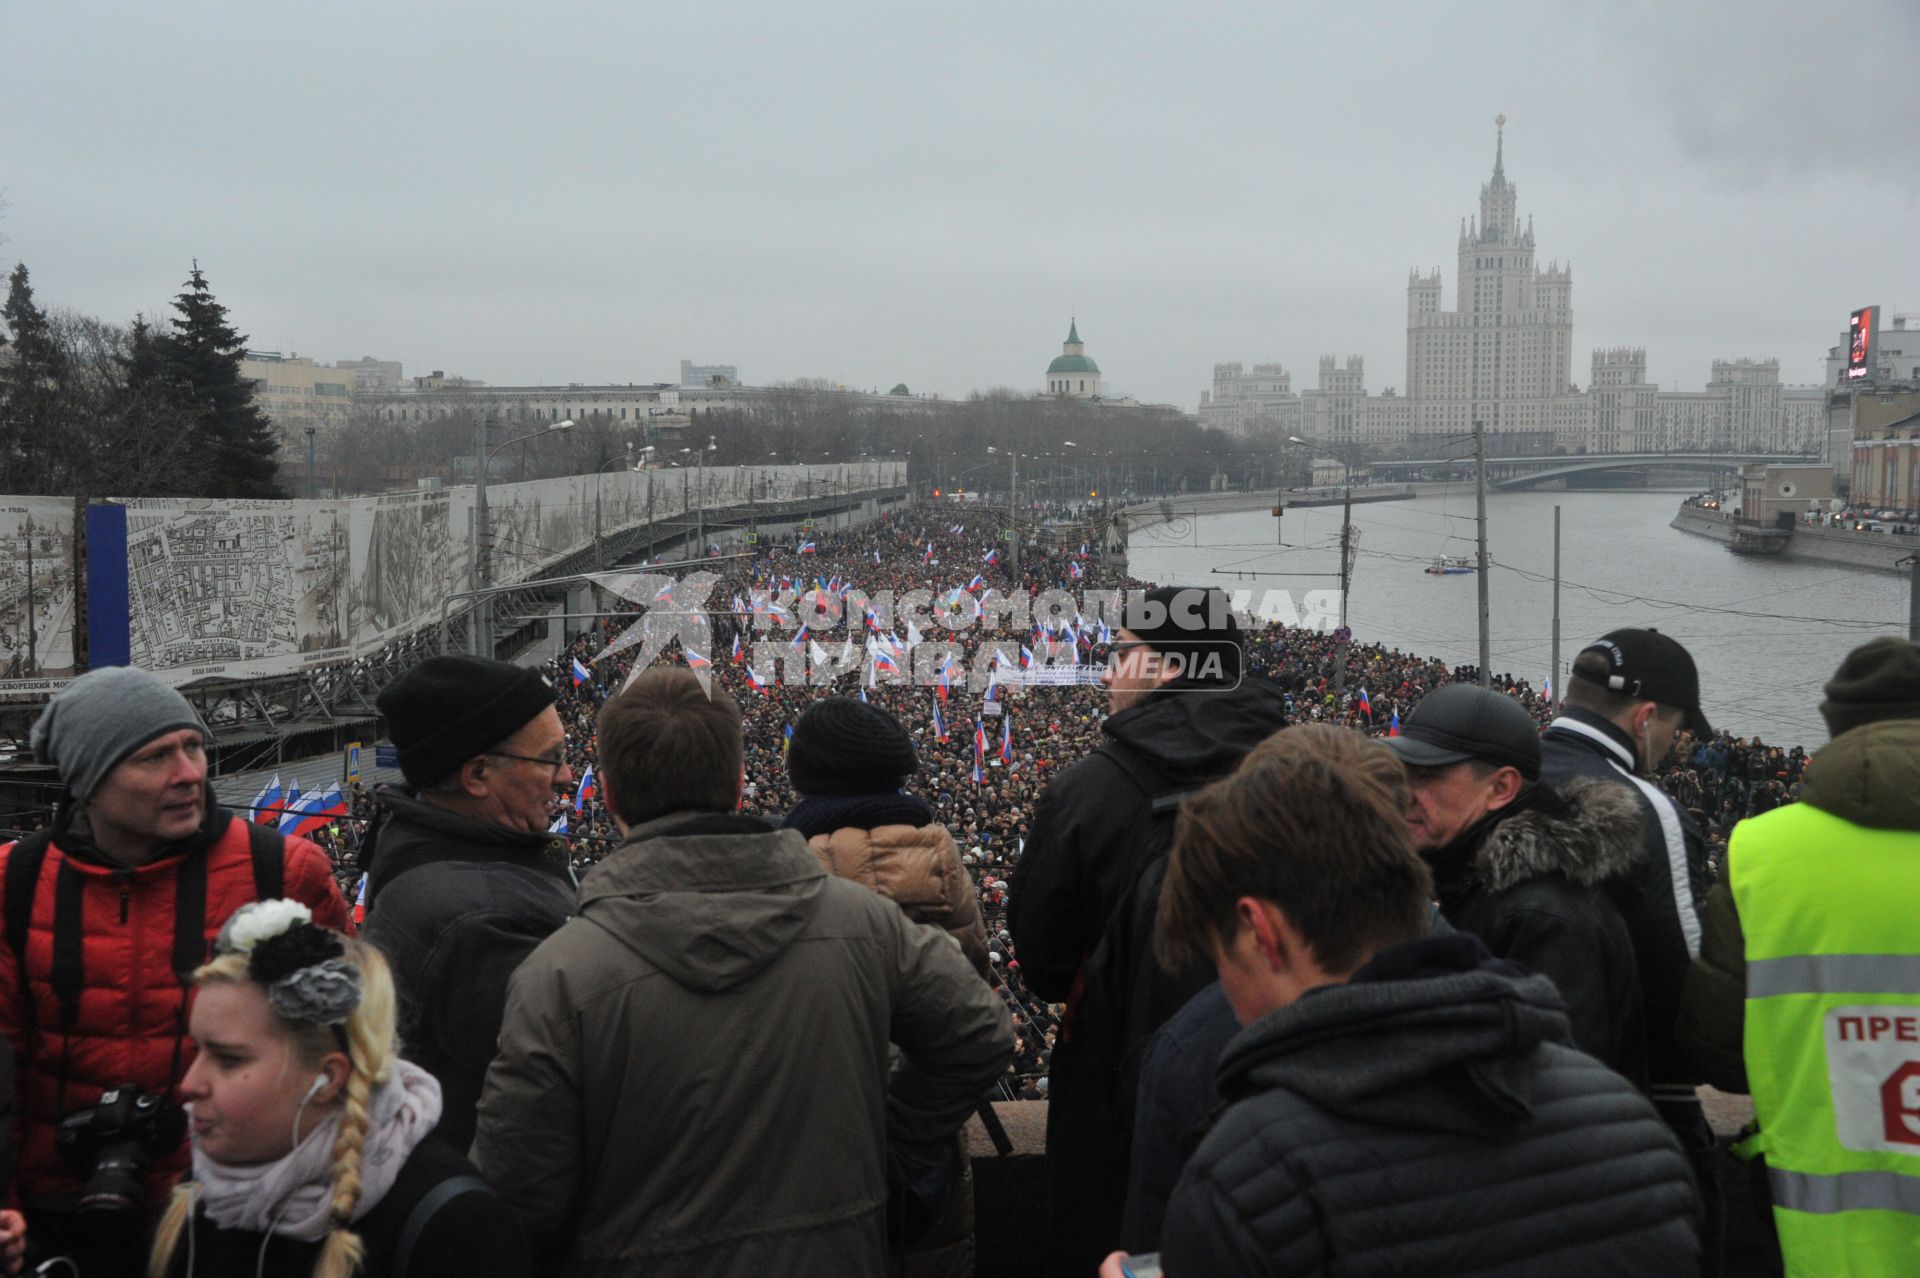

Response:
(161, 261), (284, 497)
(0, 263), (69, 492)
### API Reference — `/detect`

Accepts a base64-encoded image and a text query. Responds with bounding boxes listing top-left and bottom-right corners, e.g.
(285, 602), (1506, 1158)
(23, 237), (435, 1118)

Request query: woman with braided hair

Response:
(147, 900), (529, 1277)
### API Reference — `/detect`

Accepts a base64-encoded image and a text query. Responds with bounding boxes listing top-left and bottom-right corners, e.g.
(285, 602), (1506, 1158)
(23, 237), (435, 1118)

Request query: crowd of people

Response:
(0, 498), (1911, 1276)
(272, 506), (1837, 1099)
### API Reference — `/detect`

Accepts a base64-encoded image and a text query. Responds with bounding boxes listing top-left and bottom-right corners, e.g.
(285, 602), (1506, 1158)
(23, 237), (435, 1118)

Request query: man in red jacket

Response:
(2, 666), (348, 1276)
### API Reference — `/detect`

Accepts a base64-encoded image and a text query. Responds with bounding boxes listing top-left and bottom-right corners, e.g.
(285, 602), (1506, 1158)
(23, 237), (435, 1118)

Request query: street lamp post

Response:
(1289, 435), (1355, 695)
(472, 417), (573, 654)
(595, 442), (637, 572)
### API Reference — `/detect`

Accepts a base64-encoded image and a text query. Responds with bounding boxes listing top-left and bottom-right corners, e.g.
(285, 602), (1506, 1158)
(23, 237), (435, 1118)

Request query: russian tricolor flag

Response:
(574, 765), (596, 814)
(1000, 716), (1013, 762)
(571, 657), (591, 687)
(931, 697), (948, 743)
(799, 540), (817, 555)
(746, 665), (771, 693)
(274, 785), (302, 833)
(250, 774), (284, 826)
(983, 549), (998, 564)
(1388, 709), (1402, 737)
(1358, 687), (1373, 720)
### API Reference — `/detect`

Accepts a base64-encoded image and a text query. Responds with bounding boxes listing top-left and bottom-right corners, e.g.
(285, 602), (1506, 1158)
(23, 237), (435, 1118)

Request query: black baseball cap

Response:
(1384, 684), (1541, 781)
(1571, 628), (1712, 736)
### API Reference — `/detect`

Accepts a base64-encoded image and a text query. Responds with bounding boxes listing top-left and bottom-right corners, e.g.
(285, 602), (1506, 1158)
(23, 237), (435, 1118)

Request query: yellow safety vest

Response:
(1732, 801), (1920, 1277)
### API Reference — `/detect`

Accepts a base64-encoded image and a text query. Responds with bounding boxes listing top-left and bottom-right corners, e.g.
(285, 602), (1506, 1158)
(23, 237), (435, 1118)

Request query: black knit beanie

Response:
(376, 656), (558, 787)
(1821, 637), (1920, 738)
(787, 697), (919, 796)
(1119, 585), (1243, 685)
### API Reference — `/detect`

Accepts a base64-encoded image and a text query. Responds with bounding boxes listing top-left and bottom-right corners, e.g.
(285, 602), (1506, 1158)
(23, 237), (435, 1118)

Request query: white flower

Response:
(219, 899), (313, 955)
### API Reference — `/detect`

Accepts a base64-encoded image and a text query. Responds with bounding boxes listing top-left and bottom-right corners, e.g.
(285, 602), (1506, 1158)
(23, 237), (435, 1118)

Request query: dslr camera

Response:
(55, 1085), (185, 1215)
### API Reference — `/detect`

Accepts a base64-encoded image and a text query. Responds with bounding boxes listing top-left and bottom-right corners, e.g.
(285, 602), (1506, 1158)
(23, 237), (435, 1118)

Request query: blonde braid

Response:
(146, 1183), (198, 1278)
(313, 940), (396, 1278)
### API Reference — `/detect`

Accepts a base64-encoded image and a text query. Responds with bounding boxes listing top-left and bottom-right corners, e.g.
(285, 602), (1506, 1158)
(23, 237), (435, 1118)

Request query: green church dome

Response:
(1048, 353), (1100, 374)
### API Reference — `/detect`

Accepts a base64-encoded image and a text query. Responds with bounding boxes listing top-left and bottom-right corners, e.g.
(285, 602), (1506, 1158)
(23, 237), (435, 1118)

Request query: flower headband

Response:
(214, 900), (362, 1027)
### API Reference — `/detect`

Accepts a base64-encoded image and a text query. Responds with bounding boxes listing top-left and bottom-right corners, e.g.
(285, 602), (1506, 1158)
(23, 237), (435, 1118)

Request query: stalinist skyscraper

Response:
(1406, 117), (1574, 439)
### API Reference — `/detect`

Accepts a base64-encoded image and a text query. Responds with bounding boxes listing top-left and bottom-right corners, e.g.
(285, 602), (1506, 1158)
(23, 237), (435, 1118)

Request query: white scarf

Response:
(189, 1059), (443, 1243)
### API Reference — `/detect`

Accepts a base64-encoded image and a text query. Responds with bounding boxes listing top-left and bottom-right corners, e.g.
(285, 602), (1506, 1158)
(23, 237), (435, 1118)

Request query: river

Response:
(1126, 488), (1906, 748)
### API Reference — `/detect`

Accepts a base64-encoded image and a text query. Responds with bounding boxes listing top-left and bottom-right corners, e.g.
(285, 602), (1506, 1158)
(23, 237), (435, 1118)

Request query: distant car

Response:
(1858, 521), (1889, 533)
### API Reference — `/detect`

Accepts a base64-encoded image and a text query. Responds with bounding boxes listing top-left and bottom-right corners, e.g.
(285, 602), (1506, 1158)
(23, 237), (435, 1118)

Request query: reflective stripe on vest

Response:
(1771, 1166), (1920, 1216)
(1750, 954), (1920, 999)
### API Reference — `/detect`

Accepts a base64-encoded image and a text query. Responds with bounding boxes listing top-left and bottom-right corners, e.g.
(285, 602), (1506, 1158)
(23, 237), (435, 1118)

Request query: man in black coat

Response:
(1387, 683), (1649, 1086)
(1009, 586), (1288, 1278)
(1538, 629), (1722, 1267)
(361, 655), (577, 1153)
(1109, 724), (1698, 1278)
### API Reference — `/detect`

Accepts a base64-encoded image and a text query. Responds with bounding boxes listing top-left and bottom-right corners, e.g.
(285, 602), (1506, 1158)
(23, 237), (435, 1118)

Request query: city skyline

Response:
(2, 2), (1912, 408)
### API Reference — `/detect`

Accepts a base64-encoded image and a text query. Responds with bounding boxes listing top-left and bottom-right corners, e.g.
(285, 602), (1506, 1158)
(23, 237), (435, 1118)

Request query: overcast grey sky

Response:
(4, 0), (1915, 409)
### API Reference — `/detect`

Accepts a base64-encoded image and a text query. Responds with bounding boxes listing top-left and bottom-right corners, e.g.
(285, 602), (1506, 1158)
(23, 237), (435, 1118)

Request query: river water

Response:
(1127, 488), (1906, 749)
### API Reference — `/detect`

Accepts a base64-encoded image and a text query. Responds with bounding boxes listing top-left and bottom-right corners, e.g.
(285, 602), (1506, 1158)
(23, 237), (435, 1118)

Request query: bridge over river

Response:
(1369, 451), (1817, 491)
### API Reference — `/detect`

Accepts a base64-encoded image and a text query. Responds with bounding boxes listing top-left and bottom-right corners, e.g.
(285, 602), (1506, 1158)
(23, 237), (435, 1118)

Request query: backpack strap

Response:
(393, 1174), (488, 1278)
(245, 819), (285, 901)
(3, 832), (53, 969)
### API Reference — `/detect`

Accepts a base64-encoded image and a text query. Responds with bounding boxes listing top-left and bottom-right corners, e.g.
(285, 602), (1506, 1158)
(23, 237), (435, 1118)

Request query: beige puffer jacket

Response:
(808, 823), (992, 978)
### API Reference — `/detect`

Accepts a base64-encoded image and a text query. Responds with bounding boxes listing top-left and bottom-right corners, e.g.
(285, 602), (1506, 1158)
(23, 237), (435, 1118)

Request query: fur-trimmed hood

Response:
(1476, 777), (1647, 893)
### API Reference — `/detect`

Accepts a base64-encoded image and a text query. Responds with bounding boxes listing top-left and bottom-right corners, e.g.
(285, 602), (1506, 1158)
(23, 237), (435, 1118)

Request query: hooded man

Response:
(359, 654), (575, 1154)
(474, 669), (1011, 1276)
(1680, 637), (1920, 1277)
(1010, 585), (1289, 1278)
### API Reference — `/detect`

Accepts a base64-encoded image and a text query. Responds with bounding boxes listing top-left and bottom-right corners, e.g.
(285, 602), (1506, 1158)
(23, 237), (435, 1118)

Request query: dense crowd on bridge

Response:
(271, 504), (1827, 1091)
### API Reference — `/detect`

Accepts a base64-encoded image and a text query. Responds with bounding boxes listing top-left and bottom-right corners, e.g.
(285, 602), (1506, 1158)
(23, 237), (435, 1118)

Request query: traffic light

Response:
(933, 488), (942, 498)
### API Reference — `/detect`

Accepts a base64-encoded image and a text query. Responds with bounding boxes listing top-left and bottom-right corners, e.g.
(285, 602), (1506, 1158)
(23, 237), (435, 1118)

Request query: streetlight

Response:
(1289, 435), (1355, 695)
(595, 442), (638, 571)
(472, 417), (573, 654)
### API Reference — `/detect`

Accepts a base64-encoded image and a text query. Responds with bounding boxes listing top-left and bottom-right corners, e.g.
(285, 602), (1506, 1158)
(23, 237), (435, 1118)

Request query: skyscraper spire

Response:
(1492, 112), (1506, 182)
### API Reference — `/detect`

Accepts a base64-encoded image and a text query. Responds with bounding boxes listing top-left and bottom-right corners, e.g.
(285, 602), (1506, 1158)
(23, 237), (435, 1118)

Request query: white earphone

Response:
(302, 1074), (327, 1104)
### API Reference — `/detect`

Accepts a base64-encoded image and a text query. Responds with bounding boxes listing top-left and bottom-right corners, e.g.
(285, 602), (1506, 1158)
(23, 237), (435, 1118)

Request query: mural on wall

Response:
(19, 463), (902, 692)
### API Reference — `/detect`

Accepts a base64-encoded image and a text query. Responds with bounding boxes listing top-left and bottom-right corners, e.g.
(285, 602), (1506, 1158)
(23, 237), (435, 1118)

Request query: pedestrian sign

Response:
(344, 741), (363, 784)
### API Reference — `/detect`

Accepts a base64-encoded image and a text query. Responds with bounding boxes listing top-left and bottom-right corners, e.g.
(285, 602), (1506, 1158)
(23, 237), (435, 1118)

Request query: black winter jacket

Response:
(1009, 678), (1291, 1004)
(161, 1134), (531, 1277)
(1429, 777), (1649, 1087)
(1160, 933), (1700, 1278)
(1540, 709), (1709, 1091)
(359, 787), (575, 1153)
(1008, 678), (1288, 1278)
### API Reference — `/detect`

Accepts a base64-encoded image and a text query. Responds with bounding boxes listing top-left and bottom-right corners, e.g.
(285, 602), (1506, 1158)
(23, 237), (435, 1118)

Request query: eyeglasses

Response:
(487, 750), (569, 775)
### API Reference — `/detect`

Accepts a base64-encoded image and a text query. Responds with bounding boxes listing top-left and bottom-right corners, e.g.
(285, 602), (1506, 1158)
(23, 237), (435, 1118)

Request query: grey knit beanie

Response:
(30, 667), (208, 798)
